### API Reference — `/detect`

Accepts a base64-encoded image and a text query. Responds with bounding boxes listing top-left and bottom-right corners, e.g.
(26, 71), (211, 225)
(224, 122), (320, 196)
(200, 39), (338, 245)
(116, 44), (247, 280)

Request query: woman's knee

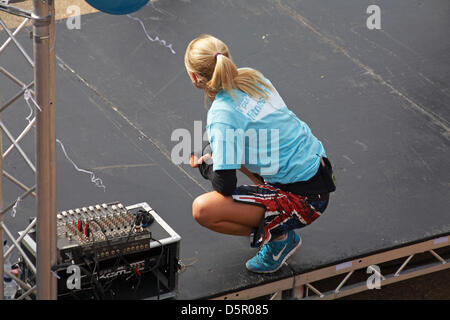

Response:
(192, 192), (232, 226)
(192, 194), (210, 226)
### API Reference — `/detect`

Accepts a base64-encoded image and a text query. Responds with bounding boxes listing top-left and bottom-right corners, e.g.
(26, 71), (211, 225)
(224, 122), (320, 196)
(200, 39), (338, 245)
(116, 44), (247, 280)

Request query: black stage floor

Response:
(0, 0), (449, 299)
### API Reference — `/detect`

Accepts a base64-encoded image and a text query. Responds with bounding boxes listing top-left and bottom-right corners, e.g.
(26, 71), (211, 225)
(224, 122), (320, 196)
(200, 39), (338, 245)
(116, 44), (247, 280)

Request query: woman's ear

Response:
(190, 72), (206, 89)
(190, 72), (198, 85)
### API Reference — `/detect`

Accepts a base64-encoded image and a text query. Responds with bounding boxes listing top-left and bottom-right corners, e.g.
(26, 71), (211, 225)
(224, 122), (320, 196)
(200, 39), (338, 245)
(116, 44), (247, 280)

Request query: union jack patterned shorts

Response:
(232, 184), (330, 248)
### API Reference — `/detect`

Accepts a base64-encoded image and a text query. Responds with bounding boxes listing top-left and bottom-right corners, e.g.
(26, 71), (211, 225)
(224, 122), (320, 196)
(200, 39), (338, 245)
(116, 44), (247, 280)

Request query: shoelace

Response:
(256, 237), (288, 262)
(256, 244), (271, 261)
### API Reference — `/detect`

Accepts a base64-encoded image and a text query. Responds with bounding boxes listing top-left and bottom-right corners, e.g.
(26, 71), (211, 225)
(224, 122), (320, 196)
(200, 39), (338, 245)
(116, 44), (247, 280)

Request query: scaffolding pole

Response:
(33, 0), (56, 300)
(0, 113), (3, 300)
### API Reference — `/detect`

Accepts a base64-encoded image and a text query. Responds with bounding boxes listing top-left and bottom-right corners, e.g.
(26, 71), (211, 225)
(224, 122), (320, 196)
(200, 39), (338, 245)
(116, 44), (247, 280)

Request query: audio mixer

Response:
(56, 202), (154, 262)
(19, 202), (181, 300)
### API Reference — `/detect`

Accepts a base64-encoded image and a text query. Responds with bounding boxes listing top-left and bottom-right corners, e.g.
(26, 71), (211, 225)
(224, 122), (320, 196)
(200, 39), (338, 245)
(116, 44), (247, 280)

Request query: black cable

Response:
(148, 236), (165, 300)
(91, 212), (145, 299)
(83, 255), (107, 300)
(78, 207), (166, 300)
(70, 264), (100, 300)
(148, 237), (164, 273)
(89, 220), (124, 299)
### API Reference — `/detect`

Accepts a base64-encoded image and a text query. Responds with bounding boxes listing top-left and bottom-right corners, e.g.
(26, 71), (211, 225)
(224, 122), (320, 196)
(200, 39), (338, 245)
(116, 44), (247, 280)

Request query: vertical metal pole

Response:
(33, 0), (56, 300)
(0, 112), (4, 300)
(48, 0), (57, 300)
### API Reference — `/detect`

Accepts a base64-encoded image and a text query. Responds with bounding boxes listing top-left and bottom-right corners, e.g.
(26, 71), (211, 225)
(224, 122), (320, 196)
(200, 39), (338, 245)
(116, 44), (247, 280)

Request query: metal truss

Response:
(212, 235), (449, 300)
(1, 0), (56, 300)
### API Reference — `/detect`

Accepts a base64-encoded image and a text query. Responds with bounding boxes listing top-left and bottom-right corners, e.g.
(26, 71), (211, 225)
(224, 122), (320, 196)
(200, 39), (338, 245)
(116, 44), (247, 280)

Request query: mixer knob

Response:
(57, 214), (63, 220)
(89, 206), (95, 211)
(95, 204), (101, 210)
(68, 210), (74, 215)
(62, 211), (67, 217)
(102, 203), (108, 209)
(82, 207), (88, 212)
(111, 205), (117, 211)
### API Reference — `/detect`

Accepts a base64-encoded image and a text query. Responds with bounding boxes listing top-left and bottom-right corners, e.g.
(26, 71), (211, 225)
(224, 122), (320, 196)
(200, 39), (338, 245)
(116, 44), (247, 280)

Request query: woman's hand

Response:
(190, 153), (213, 168)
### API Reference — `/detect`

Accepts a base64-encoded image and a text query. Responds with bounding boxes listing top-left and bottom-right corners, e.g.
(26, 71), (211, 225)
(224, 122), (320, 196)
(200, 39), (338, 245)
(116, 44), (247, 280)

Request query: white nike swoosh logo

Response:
(273, 244), (287, 261)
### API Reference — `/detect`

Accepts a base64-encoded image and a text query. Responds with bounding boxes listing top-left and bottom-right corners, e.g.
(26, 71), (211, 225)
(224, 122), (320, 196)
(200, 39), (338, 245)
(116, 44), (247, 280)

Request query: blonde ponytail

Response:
(184, 34), (272, 104)
(207, 53), (238, 97)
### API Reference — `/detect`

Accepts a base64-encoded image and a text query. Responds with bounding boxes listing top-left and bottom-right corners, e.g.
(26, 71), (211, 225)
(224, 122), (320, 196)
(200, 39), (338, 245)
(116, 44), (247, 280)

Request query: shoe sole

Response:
(246, 236), (303, 274)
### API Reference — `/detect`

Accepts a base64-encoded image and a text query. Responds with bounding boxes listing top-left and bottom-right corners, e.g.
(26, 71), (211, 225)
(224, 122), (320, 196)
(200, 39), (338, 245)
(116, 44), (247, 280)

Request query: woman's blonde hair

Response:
(184, 34), (272, 104)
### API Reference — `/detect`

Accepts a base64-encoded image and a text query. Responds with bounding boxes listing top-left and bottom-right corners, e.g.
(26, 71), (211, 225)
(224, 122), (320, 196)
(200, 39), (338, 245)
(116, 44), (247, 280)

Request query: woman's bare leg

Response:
(192, 191), (265, 236)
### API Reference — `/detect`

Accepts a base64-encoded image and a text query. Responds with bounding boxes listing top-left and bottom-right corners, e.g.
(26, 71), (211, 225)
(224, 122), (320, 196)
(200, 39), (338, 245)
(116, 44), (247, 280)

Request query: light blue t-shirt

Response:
(206, 72), (326, 184)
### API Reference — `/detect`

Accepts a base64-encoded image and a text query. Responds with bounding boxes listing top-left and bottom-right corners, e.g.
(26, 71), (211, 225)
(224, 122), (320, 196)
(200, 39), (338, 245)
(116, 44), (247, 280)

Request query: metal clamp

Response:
(31, 12), (51, 26)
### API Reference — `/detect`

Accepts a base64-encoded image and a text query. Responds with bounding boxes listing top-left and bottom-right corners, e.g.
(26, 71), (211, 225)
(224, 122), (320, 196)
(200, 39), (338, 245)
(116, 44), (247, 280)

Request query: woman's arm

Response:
(239, 165), (265, 185)
(191, 153), (237, 196)
(199, 165), (237, 196)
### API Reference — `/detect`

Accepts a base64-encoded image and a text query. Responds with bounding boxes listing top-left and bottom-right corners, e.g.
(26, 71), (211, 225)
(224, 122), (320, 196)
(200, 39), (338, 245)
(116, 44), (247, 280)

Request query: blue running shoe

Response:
(246, 231), (302, 273)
